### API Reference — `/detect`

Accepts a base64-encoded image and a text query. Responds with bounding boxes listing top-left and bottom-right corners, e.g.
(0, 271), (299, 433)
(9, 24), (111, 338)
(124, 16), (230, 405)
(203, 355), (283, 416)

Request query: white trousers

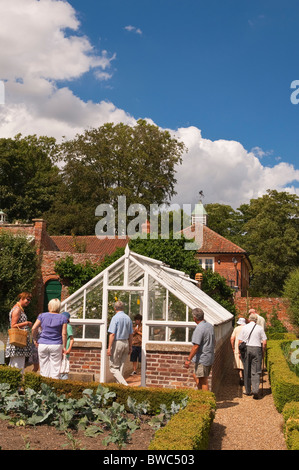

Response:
(38, 344), (63, 379)
(109, 340), (129, 386)
(9, 356), (25, 374)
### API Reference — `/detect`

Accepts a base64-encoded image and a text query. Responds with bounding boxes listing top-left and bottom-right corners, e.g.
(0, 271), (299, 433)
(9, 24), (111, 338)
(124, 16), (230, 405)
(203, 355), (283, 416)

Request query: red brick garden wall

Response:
(234, 297), (293, 331)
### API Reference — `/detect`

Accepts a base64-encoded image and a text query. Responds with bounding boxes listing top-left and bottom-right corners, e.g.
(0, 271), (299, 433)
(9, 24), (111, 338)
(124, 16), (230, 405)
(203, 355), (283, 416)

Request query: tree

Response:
(204, 203), (244, 245)
(45, 120), (186, 235)
(0, 134), (61, 222)
(241, 190), (299, 296)
(0, 231), (38, 328)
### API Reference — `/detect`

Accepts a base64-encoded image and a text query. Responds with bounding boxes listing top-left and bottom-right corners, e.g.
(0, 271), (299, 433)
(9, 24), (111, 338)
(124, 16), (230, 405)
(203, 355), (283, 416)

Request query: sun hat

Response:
(237, 317), (246, 325)
(61, 311), (70, 320)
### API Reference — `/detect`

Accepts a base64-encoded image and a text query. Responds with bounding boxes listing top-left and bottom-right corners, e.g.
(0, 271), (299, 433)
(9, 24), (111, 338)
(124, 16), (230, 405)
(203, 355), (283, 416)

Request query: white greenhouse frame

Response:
(61, 245), (233, 386)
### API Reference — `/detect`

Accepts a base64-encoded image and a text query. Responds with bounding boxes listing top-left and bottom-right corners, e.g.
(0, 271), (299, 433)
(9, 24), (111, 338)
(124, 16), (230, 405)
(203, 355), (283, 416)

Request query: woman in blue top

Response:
(32, 298), (67, 379)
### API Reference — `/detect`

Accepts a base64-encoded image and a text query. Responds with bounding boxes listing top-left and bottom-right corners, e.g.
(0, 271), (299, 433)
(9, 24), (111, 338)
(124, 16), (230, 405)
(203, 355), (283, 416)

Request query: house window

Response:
(198, 257), (214, 271)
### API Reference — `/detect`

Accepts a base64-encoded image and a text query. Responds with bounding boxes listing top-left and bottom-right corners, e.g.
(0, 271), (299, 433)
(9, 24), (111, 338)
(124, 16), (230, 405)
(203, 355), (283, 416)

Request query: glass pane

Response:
(188, 307), (194, 322)
(205, 259), (213, 271)
(108, 260), (125, 286)
(85, 325), (100, 339)
(66, 291), (84, 319)
(72, 325), (83, 339)
(128, 260), (144, 286)
(148, 276), (167, 321)
(168, 292), (187, 321)
(149, 326), (166, 341)
(168, 327), (186, 342)
(107, 290), (130, 325)
(85, 278), (103, 320)
(188, 327), (196, 342)
(128, 291), (143, 318)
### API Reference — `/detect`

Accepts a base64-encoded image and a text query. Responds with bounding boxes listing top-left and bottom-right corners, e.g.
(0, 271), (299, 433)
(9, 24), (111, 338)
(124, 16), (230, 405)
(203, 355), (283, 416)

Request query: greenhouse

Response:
(61, 245), (234, 388)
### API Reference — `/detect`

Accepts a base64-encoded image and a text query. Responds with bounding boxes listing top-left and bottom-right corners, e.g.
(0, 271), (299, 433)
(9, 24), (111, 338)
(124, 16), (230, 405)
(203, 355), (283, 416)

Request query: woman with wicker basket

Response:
(5, 292), (33, 373)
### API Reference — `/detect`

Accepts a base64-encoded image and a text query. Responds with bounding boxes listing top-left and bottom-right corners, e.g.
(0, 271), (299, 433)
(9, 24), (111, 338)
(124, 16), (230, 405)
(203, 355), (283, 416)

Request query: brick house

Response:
(182, 209), (252, 297)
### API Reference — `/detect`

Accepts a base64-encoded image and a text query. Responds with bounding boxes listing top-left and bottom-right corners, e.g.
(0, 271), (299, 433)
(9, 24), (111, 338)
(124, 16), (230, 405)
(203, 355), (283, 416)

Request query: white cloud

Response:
(169, 126), (299, 208)
(0, 0), (133, 140)
(124, 25), (142, 35)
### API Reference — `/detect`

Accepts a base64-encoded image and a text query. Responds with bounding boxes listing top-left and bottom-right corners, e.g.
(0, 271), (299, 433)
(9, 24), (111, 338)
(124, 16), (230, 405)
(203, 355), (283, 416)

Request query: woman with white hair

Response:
(231, 317), (246, 385)
(32, 298), (68, 379)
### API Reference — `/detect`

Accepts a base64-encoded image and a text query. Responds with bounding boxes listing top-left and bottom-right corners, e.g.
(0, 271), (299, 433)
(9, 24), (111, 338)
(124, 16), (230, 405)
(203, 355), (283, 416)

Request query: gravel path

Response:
(208, 365), (287, 450)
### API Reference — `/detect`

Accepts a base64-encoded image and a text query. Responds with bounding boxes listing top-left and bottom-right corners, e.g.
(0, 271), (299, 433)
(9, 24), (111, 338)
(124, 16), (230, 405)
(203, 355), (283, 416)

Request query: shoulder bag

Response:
(239, 323), (256, 358)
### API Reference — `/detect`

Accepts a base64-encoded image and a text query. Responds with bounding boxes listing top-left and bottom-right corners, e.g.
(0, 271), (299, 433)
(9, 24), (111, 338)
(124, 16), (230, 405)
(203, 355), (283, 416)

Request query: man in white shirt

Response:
(238, 313), (267, 399)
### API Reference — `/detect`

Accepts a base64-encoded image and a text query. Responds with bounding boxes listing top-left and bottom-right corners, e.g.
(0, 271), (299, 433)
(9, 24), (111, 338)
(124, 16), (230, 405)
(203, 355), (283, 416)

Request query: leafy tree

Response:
(283, 268), (299, 329)
(204, 203), (244, 245)
(45, 120), (186, 235)
(0, 231), (38, 328)
(205, 191), (299, 297)
(241, 190), (299, 296)
(0, 134), (61, 222)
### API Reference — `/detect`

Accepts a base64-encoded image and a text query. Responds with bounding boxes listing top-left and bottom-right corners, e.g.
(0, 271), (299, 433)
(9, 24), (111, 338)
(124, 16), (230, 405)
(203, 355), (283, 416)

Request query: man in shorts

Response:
(184, 307), (215, 390)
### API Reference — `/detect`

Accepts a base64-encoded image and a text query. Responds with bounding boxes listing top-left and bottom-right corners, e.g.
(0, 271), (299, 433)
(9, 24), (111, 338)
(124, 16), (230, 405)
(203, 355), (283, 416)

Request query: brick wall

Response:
(69, 341), (102, 382)
(145, 330), (233, 392)
(145, 344), (195, 389)
(234, 296), (293, 330)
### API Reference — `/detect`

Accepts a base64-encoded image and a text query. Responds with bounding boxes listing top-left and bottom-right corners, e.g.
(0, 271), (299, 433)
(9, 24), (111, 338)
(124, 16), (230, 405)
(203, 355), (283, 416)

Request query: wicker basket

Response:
(8, 327), (28, 347)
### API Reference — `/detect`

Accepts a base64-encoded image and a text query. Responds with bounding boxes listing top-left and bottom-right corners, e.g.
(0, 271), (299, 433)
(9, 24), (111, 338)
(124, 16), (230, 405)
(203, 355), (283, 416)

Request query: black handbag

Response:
(239, 324), (256, 357)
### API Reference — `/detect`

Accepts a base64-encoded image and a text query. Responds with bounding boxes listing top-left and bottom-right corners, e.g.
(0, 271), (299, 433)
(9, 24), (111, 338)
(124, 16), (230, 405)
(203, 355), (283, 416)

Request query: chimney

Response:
(32, 219), (47, 256)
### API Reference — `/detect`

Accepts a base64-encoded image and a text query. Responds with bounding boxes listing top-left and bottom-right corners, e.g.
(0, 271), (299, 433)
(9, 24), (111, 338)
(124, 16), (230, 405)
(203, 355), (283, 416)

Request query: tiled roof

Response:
(50, 236), (129, 256)
(49, 224), (247, 257)
(182, 224), (247, 254)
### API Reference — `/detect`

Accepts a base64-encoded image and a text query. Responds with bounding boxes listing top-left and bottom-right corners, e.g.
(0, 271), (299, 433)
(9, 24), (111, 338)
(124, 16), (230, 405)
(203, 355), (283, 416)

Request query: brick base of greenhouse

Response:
(68, 328), (232, 393)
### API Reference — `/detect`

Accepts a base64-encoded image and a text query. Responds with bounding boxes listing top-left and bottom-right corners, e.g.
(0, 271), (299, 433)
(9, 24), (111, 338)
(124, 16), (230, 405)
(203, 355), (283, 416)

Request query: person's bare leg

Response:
(197, 377), (209, 391)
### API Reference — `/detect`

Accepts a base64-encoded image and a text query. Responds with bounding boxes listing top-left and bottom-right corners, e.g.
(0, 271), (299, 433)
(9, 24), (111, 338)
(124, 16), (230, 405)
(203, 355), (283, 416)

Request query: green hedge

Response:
(282, 402), (299, 450)
(148, 391), (216, 450)
(0, 366), (216, 450)
(266, 338), (299, 413)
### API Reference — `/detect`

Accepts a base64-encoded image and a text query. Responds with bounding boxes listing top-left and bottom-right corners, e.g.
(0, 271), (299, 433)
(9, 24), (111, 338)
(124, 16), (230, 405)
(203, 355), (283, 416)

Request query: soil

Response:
(0, 416), (156, 451)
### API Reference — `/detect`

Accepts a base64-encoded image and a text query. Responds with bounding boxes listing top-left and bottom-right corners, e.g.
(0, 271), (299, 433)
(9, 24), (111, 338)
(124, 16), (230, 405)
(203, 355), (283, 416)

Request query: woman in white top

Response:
(231, 317), (246, 385)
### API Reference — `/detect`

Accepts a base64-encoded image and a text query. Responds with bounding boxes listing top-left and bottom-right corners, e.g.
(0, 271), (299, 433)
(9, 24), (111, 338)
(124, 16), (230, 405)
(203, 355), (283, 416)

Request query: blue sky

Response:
(1, 0), (299, 208)
(66, 0), (299, 168)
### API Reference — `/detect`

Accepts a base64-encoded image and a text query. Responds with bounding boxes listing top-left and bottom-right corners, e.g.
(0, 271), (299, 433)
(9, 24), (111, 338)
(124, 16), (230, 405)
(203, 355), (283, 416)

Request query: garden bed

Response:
(0, 415), (155, 451)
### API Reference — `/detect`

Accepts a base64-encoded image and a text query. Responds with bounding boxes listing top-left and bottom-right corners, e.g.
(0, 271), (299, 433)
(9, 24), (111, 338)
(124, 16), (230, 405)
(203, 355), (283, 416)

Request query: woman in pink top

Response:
(32, 298), (67, 379)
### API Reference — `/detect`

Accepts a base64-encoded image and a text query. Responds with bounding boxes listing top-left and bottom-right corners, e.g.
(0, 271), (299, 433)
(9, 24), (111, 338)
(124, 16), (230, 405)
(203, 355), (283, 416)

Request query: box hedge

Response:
(282, 402), (299, 450)
(266, 337), (299, 413)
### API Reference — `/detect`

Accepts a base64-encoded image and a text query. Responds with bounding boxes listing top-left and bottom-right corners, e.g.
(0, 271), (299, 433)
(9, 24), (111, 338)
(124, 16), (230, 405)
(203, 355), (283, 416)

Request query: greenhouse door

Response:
(43, 280), (62, 311)
(102, 285), (145, 385)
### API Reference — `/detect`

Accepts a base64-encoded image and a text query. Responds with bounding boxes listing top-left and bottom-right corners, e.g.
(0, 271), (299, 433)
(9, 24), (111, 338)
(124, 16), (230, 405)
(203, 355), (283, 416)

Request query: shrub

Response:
(282, 402), (299, 450)
(148, 394), (216, 450)
(0, 365), (22, 390)
(266, 338), (299, 412)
